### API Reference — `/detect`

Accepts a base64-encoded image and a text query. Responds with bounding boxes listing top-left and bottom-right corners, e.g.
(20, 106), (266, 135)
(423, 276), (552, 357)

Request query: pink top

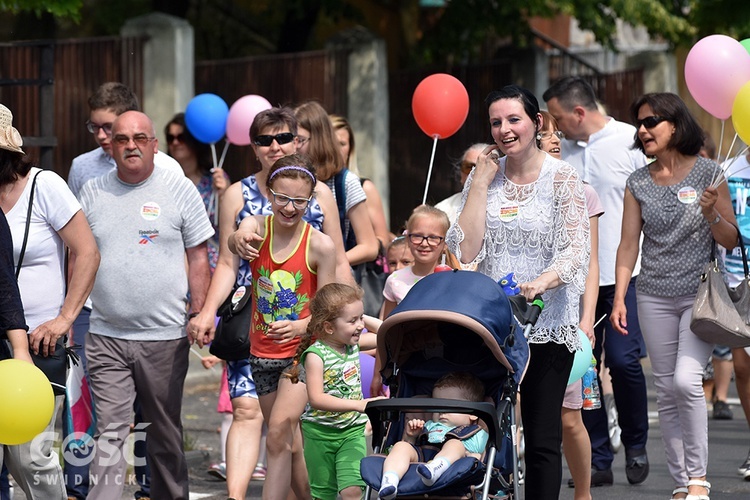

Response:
(382, 266), (426, 304)
(584, 183), (604, 219)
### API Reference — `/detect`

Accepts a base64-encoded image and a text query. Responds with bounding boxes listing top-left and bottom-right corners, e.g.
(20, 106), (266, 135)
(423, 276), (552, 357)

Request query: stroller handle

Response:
(364, 398), (503, 449)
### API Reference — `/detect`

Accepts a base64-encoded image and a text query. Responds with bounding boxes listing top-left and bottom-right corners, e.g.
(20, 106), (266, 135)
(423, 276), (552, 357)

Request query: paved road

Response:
(12, 347), (748, 499)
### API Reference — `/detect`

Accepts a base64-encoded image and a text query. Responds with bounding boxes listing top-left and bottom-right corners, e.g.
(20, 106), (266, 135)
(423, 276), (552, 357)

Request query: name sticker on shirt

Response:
(141, 202), (161, 220)
(342, 361), (359, 386)
(677, 186), (697, 204)
(499, 204), (519, 222)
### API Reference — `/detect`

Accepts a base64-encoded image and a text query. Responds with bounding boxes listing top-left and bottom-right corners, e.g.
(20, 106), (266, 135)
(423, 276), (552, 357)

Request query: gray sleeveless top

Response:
(626, 155), (720, 297)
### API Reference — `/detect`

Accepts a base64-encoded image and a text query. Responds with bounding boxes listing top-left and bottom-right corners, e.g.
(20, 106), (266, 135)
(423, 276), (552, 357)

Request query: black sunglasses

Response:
(637, 116), (667, 129)
(166, 133), (185, 143)
(253, 132), (295, 147)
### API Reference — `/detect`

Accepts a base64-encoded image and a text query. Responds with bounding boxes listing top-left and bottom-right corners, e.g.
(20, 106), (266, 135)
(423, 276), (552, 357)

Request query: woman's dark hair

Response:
(250, 107), (298, 143)
(485, 85), (542, 131)
(0, 150), (33, 187)
(164, 113), (213, 174)
(630, 93), (703, 156)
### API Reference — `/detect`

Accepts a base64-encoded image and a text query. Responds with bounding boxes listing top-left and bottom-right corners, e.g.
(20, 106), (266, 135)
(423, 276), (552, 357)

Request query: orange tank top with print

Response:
(250, 215), (317, 358)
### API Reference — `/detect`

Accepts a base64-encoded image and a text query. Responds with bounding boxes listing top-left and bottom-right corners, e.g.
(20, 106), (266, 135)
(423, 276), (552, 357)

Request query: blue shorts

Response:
(226, 358), (258, 400)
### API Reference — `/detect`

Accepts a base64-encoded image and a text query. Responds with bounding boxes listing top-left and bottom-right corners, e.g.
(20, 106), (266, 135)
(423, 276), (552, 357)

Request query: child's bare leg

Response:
(562, 408), (592, 500)
(340, 485), (364, 500)
(260, 379), (309, 500)
(379, 442), (418, 499)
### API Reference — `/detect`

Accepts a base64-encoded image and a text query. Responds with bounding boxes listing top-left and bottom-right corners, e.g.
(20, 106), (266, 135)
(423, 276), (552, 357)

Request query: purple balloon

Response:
(359, 353), (375, 399)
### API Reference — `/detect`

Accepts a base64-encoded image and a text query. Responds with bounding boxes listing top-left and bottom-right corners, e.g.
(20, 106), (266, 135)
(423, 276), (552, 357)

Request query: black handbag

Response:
(13, 170), (78, 395)
(209, 283), (253, 361)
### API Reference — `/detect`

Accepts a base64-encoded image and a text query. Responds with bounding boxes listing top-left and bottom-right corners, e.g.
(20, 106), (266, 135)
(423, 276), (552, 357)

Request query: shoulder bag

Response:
(15, 170), (79, 395)
(209, 283), (252, 361)
(691, 224), (750, 348)
(333, 171), (387, 317)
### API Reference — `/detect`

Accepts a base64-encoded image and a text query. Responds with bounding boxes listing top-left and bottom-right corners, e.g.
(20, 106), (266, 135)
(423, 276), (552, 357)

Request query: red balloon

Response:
(412, 74), (470, 139)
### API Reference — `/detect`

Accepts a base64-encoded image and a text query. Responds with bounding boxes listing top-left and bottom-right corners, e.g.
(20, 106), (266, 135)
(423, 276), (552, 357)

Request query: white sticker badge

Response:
(141, 202), (161, 220)
(677, 186), (697, 205)
(499, 204), (519, 222)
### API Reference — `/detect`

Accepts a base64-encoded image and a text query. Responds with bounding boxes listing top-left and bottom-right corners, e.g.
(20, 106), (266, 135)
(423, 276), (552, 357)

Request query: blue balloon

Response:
(568, 328), (593, 385)
(184, 93), (229, 144)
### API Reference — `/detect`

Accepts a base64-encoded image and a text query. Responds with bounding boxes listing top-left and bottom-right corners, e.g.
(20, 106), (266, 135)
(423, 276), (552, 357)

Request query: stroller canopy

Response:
(377, 270), (526, 385)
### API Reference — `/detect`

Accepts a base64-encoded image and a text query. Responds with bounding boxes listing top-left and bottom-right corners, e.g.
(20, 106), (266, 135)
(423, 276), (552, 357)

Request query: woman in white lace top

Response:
(446, 85), (589, 500)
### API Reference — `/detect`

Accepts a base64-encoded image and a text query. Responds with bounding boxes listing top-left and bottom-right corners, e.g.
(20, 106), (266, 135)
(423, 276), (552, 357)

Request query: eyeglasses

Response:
(460, 161), (475, 174)
(636, 116), (667, 129)
(112, 134), (155, 147)
(538, 130), (565, 140)
(296, 135), (309, 145)
(269, 188), (311, 210)
(166, 133), (185, 144)
(86, 120), (113, 136)
(253, 132), (295, 147)
(407, 233), (444, 247)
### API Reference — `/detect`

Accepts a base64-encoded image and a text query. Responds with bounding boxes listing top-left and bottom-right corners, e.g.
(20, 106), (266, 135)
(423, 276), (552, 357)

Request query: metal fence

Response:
(195, 49), (350, 183)
(0, 36), (145, 177)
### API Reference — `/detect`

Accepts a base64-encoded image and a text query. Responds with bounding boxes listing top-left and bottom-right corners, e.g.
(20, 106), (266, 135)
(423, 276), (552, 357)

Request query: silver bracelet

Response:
(708, 213), (721, 226)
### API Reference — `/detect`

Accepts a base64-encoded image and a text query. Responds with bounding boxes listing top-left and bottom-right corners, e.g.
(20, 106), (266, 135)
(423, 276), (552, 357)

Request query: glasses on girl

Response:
(407, 234), (444, 247)
(269, 189), (312, 210)
(253, 133), (295, 147)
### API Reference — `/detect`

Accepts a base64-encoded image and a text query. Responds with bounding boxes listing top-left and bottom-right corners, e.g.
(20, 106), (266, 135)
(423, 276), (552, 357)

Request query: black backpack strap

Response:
(15, 170), (41, 279)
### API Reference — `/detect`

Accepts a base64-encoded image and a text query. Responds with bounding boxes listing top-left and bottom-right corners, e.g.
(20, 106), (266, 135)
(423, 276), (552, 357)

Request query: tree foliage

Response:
(0, 0), (82, 20)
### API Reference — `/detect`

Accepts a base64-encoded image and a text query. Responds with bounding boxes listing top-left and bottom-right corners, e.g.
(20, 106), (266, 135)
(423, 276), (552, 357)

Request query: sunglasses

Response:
(460, 161), (476, 174)
(86, 120), (113, 135)
(637, 115), (667, 129)
(253, 132), (295, 147)
(112, 134), (155, 147)
(166, 133), (185, 144)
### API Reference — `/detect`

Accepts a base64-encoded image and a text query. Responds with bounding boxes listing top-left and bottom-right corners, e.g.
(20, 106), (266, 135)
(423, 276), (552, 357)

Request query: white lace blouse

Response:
(446, 154), (590, 352)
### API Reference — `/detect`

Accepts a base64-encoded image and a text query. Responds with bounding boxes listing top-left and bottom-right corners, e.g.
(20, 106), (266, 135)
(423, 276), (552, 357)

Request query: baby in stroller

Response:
(361, 270), (534, 500)
(379, 372), (489, 499)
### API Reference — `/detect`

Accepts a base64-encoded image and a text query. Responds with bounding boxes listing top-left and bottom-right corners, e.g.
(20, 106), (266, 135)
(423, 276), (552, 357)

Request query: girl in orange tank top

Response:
(228, 154), (336, 500)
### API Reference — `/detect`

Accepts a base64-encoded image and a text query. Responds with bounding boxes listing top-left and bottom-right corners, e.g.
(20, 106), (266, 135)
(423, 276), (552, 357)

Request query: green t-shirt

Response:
(300, 341), (368, 428)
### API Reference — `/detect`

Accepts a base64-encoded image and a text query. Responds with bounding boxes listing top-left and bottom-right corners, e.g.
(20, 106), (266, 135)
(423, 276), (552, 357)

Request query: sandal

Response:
(685, 479), (710, 500)
(670, 487), (688, 500)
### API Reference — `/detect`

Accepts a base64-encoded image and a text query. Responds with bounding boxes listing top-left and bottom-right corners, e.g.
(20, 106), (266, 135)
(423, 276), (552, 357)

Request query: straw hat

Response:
(0, 104), (25, 154)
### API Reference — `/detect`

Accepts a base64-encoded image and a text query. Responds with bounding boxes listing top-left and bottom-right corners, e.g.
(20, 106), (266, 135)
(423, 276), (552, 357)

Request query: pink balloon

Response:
(226, 95), (272, 145)
(685, 35), (750, 120)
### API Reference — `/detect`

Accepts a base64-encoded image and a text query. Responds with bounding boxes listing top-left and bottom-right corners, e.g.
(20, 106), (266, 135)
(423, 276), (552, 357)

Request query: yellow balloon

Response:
(0, 359), (55, 445)
(732, 81), (750, 145)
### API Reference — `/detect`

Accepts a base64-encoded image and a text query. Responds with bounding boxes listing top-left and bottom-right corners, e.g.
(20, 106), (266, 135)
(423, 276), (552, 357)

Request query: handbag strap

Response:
(710, 221), (748, 278)
(15, 170), (41, 280)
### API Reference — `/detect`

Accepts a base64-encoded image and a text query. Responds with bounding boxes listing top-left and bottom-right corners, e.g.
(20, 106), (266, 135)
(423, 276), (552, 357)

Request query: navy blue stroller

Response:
(360, 270), (538, 499)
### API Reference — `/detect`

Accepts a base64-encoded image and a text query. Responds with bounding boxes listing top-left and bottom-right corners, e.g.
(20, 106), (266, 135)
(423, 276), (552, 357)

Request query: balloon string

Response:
(710, 120), (727, 189)
(210, 143), (218, 170)
(422, 136), (439, 205)
(217, 141), (230, 171)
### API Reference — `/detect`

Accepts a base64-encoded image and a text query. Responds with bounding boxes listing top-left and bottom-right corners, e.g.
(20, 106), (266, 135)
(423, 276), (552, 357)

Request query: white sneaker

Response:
(604, 393), (622, 453)
(738, 450), (750, 477)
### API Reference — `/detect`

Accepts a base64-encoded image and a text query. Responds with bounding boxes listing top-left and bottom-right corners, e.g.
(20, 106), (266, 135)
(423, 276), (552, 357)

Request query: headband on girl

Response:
(269, 166), (315, 184)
